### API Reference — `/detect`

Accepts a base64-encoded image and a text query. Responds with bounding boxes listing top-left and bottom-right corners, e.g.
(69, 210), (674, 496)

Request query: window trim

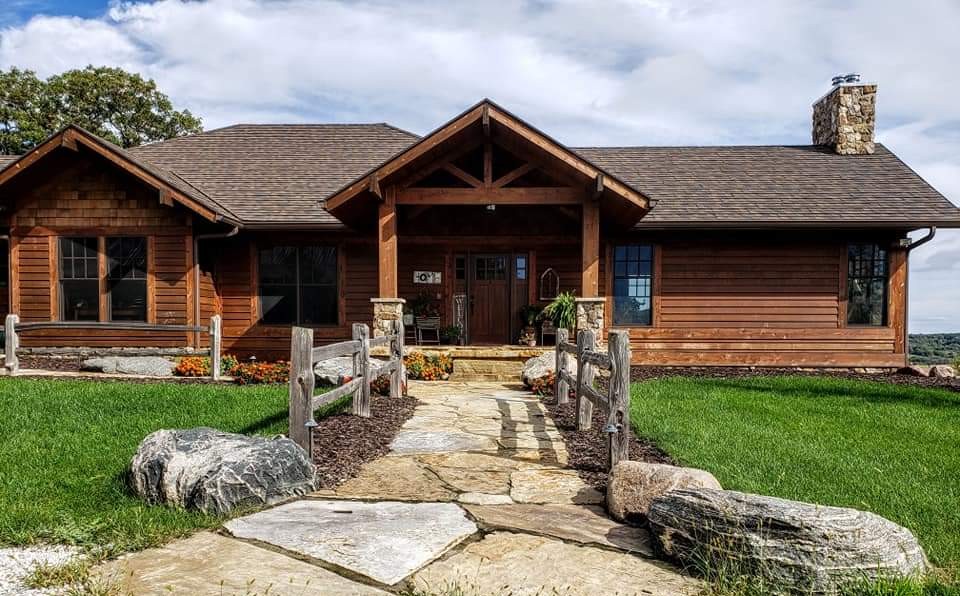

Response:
(611, 243), (655, 327)
(256, 243), (341, 327)
(845, 242), (889, 328)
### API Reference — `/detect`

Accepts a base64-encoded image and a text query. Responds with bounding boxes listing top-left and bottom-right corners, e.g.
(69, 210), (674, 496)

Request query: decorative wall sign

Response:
(414, 271), (442, 284)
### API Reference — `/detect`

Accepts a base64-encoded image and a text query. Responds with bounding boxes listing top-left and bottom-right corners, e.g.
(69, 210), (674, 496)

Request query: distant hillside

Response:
(909, 333), (960, 365)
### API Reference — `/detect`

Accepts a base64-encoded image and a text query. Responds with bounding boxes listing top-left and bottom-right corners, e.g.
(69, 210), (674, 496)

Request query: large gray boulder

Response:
(521, 352), (577, 387)
(131, 427), (316, 515)
(314, 355), (388, 385)
(648, 489), (927, 594)
(607, 461), (721, 523)
(81, 356), (174, 376)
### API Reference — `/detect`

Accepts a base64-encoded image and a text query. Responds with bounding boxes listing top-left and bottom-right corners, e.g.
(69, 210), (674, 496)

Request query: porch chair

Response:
(541, 319), (557, 346)
(415, 316), (441, 345)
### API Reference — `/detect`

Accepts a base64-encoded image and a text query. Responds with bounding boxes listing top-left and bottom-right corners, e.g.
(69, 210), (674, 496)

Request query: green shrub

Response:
(541, 291), (577, 330)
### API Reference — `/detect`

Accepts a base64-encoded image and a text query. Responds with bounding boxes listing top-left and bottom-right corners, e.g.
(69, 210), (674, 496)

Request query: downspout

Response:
(901, 227), (937, 361)
(194, 226), (240, 348)
(0, 234), (8, 317)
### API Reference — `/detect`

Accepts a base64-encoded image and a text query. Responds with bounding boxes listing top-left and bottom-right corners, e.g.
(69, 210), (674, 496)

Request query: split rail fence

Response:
(288, 320), (405, 456)
(3, 314), (223, 380)
(555, 328), (632, 471)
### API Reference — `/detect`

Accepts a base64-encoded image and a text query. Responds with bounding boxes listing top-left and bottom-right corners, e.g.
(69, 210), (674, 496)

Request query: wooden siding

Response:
(2, 149), (195, 348)
(615, 239), (907, 367)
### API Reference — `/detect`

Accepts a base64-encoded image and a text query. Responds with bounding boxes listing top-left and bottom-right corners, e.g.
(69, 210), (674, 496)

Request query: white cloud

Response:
(1, 0), (958, 331)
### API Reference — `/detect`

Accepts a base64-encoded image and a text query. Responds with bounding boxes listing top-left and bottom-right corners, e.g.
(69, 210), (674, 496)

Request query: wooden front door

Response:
(469, 254), (510, 344)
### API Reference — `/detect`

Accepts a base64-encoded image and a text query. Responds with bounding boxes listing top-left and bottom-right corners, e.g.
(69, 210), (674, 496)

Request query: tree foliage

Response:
(0, 66), (202, 154)
(909, 333), (960, 365)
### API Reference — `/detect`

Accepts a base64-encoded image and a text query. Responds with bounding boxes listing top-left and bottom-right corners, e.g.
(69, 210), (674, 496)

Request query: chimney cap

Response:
(832, 73), (861, 86)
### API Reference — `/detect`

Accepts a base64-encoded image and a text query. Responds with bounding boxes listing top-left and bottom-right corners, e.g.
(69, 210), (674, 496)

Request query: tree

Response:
(0, 66), (202, 154)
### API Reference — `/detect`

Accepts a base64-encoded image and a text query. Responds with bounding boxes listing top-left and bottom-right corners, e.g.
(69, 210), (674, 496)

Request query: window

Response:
(59, 236), (149, 322)
(59, 237), (100, 321)
(259, 246), (338, 325)
(516, 256), (527, 280)
(107, 237), (147, 321)
(539, 268), (559, 300)
(455, 256), (466, 281)
(474, 256), (506, 280)
(613, 245), (653, 326)
(847, 243), (888, 326)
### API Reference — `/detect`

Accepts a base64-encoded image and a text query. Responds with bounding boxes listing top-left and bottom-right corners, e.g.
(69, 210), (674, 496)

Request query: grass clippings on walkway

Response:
(0, 377), (345, 554)
(629, 375), (960, 567)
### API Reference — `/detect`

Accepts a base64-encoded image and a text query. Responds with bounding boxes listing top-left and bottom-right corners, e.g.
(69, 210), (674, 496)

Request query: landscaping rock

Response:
(330, 456), (456, 501)
(81, 356), (174, 376)
(313, 355), (387, 385)
(900, 364), (930, 377)
(389, 430), (497, 454)
(648, 488), (928, 594)
(607, 461), (721, 523)
(520, 352), (577, 386)
(509, 468), (603, 504)
(130, 427), (315, 515)
(929, 364), (956, 378)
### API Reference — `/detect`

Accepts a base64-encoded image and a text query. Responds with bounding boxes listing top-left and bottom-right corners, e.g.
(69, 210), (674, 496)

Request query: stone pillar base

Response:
(575, 298), (606, 342)
(371, 298), (406, 338)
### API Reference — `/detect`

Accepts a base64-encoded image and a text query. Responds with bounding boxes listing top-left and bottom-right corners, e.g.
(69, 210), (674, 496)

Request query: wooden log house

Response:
(0, 81), (958, 367)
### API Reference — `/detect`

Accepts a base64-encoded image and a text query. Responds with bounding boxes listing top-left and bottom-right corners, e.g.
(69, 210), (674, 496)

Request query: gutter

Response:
(901, 227), (937, 361)
(193, 226), (240, 348)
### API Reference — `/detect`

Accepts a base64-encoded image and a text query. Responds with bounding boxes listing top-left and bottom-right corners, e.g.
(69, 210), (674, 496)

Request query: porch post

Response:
(578, 199), (605, 340)
(372, 186), (404, 338)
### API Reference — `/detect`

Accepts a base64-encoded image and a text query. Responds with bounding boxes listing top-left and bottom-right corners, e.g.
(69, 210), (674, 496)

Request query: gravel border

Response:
(0, 545), (80, 596)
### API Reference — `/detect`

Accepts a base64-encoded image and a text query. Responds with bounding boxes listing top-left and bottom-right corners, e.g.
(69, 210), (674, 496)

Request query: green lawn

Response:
(630, 376), (960, 567)
(0, 378), (341, 554)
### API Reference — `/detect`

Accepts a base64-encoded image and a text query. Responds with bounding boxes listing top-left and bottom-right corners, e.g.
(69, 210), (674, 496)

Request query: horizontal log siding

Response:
(621, 240), (904, 367)
(6, 150), (193, 348)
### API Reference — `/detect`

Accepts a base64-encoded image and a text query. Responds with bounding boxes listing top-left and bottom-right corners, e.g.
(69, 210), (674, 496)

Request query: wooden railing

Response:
(3, 314), (223, 380)
(555, 328), (632, 471)
(288, 320), (405, 454)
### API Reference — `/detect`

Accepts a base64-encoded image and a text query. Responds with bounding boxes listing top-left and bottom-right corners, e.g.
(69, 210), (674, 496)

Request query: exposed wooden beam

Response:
(368, 173), (383, 200)
(482, 105), (491, 137)
(492, 163), (535, 188)
(158, 188), (175, 207)
(397, 187), (582, 205)
(581, 200), (600, 297)
(0, 133), (65, 186)
(592, 173), (604, 200)
(483, 142), (492, 186)
(442, 163), (483, 188)
(60, 131), (79, 152)
(378, 186), (398, 298)
(395, 140), (483, 189)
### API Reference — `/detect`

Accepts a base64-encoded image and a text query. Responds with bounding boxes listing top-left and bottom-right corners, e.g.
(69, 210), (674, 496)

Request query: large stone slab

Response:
(130, 427), (315, 514)
(225, 500), (477, 586)
(330, 457), (455, 501)
(94, 532), (387, 595)
(464, 503), (652, 555)
(648, 489), (928, 595)
(81, 356), (174, 376)
(510, 468), (603, 504)
(607, 461), (722, 523)
(413, 532), (697, 596)
(389, 430), (497, 454)
(416, 451), (530, 471)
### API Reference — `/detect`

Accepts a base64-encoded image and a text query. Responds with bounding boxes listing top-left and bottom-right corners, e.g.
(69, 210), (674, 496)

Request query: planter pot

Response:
(402, 314), (414, 326)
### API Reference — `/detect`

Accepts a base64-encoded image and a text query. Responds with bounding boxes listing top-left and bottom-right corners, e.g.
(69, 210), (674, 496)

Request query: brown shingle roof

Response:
(574, 144), (960, 228)
(123, 123), (960, 229)
(130, 124), (419, 226)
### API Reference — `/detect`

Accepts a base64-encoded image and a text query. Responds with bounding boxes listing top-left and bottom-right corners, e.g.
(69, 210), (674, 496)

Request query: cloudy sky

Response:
(1, 0), (958, 332)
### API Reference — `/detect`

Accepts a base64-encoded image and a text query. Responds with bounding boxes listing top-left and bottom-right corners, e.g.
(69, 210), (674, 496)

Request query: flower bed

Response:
(403, 352), (453, 381)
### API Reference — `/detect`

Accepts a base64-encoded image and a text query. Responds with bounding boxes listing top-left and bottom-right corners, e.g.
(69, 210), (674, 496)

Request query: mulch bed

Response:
(540, 365), (958, 493)
(311, 394), (418, 489)
(17, 355), (83, 372)
(541, 393), (672, 492)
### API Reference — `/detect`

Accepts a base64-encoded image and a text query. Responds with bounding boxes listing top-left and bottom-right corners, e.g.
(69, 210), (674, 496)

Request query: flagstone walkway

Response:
(94, 381), (698, 596)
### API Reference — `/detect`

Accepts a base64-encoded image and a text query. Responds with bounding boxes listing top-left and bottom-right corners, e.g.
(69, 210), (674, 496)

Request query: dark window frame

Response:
(58, 236), (149, 323)
(106, 236), (148, 322)
(258, 245), (339, 326)
(846, 243), (888, 327)
(612, 244), (654, 327)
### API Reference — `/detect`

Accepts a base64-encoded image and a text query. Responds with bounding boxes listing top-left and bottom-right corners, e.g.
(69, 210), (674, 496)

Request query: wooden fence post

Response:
(209, 314), (222, 381)
(288, 326), (314, 451)
(353, 323), (372, 417)
(389, 319), (403, 398)
(555, 328), (570, 404)
(607, 329), (631, 471)
(4, 314), (18, 373)
(576, 329), (596, 430)
(397, 318), (407, 396)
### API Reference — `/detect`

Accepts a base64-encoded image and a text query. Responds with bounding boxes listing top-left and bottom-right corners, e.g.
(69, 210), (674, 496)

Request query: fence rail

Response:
(288, 320), (406, 455)
(555, 327), (632, 471)
(3, 314), (223, 380)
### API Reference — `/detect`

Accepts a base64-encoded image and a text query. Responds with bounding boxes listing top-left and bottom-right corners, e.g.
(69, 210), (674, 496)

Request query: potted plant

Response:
(541, 291), (576, 331)
(440, 325), (462, 345)
(518, 304), (541, 346)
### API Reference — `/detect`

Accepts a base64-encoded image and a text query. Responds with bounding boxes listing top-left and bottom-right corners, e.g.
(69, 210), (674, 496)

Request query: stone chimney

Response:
(812, 74), (877, 155)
